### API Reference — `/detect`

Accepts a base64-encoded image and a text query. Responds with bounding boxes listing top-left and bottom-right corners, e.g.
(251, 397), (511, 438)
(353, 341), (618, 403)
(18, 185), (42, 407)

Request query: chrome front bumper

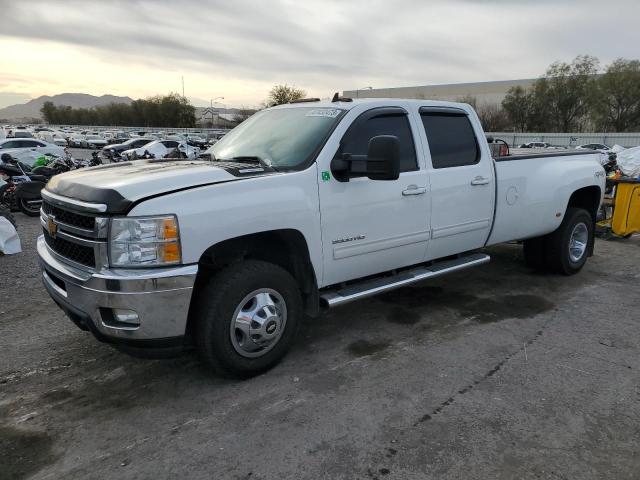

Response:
(37, 235), (198, 346)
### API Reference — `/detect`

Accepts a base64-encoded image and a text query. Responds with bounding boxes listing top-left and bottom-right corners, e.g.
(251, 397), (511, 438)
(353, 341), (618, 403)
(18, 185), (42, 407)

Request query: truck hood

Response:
(45, 159), (273, 213)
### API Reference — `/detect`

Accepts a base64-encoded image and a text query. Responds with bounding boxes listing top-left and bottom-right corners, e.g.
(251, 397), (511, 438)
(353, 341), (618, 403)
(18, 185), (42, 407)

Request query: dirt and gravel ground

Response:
(1, 214), (639, 480)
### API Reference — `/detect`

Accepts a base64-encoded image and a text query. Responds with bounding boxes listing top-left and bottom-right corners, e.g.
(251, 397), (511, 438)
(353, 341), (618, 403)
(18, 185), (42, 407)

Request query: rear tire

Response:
(545, 207), (593, 275)
(193, 260), (302, 378)
(523, 237), (547, 271)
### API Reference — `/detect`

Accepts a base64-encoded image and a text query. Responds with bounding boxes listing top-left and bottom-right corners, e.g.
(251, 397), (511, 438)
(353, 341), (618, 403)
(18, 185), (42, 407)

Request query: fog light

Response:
(113, 309), (140, 325)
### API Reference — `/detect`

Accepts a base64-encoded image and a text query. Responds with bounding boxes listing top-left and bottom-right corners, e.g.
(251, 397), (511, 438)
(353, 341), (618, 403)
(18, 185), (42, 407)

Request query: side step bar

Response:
(320, 252), (490, 308)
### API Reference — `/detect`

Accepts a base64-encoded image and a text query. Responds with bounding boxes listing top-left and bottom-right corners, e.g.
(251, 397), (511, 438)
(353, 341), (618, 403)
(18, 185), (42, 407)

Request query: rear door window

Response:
(420, 112), (479, 168)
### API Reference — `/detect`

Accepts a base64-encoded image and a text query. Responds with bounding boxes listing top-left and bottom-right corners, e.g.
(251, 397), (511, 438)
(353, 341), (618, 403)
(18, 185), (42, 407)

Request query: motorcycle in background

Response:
(0, 154), (55, 217)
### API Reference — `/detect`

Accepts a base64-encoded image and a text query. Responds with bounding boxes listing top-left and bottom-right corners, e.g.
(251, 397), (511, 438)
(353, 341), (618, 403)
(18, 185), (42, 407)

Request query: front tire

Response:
(193, 260), (302, 378)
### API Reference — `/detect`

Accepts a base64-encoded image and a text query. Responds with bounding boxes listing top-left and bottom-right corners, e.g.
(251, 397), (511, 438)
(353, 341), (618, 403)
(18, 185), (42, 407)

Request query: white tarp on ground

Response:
(0, 217), (21, 254)
(616, 146), (640, 177)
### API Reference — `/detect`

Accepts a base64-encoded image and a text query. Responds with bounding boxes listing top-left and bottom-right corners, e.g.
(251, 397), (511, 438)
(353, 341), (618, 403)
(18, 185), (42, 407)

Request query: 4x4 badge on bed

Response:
(47, 215), (58, 239)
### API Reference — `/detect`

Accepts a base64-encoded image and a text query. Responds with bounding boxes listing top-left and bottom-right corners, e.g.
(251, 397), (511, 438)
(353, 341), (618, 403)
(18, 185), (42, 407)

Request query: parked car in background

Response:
(0, 138), (66, 164)
(121, 139), (199, 159)
(519, 141), (568, 149)
(103, 131), (130, 144)
(102, 137), (156, 159)
(186, 135), (208, 148)
(12, 130), (34, 139)
(68, 133), (85, 147)
(575, 143), (610, 151)
(37, 130), (68, 147)
(82, 134), (108, 149)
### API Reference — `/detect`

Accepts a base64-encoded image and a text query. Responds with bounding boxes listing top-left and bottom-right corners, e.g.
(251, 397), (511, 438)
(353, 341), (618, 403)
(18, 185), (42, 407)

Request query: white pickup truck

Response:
(38, 98), (605, 377)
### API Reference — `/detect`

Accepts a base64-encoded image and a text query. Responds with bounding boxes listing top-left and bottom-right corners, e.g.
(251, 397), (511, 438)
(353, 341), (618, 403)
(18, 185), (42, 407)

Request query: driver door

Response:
(318, 107), (430, 286)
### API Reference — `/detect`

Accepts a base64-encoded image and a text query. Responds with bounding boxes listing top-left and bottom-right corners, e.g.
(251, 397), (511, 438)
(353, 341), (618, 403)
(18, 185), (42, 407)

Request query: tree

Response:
(591, 58), (640, 132)
(533, 55), (600, 132)
(265, 84), (306, 107)
(456, 95), (477, 109)
(502, 86), (535, 132)
(37, 94), (196, 127)
(232, 107), (257, 125)
(40, 101), (57, 124)
(476, 103), (510, 132)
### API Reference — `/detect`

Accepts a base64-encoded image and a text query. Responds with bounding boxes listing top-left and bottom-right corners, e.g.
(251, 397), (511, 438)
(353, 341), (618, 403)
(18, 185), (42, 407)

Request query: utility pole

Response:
(182, 76), (185, 98)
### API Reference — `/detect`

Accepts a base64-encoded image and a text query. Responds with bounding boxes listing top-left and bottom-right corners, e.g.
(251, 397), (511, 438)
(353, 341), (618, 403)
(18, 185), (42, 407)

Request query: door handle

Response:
(402, 185), (427, 196)
(470, 176), (490, 186)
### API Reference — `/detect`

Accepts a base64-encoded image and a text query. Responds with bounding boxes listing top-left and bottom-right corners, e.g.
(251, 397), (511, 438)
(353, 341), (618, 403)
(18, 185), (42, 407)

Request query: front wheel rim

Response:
(230, 288), (287, 358)
(569, 222), (589, 262)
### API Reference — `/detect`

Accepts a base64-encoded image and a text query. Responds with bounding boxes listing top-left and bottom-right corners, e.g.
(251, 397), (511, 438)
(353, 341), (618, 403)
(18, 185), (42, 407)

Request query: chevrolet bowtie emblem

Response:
(47, 215), (58, 238)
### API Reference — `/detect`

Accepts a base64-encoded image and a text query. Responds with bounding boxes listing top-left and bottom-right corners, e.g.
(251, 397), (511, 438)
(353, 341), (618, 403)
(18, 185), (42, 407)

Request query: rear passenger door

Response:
(419, 107), (494, 260)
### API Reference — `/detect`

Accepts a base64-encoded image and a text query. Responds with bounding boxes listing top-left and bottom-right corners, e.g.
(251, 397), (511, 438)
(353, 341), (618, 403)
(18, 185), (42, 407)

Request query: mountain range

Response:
(0, 93), (134, 121)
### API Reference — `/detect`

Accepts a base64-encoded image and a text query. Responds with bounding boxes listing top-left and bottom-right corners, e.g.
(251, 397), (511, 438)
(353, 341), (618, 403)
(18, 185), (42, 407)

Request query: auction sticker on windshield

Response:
(305, 109), (341, 118)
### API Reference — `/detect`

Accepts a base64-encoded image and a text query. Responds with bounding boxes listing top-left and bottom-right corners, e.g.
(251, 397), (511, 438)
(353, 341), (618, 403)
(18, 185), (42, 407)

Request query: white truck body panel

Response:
(488, 153), (605, 245)
(129, 167), (325, 285)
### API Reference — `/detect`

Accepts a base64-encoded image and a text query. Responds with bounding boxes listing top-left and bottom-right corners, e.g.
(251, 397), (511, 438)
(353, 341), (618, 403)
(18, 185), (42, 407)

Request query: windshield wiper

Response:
(230, 156), (276, 171)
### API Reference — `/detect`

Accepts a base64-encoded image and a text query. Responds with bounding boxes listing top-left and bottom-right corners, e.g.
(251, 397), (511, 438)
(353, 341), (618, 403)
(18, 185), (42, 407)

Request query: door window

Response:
(421, 113), (479, 168)
(340, 110), (417, 172)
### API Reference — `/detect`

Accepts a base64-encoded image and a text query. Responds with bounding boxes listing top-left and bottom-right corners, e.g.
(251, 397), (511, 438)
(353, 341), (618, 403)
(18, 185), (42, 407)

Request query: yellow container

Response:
(611, 181), (640, 236)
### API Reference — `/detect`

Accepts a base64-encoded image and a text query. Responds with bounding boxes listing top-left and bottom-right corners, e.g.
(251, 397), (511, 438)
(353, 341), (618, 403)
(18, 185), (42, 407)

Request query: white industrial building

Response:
(343, 79), (537, 106)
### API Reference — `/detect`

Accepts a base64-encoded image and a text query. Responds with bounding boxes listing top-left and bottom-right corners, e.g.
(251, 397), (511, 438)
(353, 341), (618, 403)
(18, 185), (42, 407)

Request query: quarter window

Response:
(421, 113), (479, 168)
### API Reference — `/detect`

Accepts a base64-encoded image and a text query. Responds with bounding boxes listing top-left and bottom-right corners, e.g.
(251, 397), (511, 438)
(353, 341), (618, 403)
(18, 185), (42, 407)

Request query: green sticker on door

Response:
(322, 171), (331, 182)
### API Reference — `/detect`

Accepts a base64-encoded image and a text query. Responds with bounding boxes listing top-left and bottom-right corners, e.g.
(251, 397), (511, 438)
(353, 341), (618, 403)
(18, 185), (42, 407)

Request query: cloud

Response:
(0, 0), (638, 105)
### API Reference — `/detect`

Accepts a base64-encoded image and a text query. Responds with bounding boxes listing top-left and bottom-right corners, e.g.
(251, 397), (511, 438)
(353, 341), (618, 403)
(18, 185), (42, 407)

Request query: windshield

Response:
(210, 107), (344, 170)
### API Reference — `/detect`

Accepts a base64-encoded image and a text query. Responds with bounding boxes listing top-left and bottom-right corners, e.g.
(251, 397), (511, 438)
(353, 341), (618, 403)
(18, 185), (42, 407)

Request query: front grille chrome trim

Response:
(40, 208), (95, 238)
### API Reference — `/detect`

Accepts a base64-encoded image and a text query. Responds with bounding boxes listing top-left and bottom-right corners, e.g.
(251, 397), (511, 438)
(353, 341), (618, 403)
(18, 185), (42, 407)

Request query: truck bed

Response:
(487, 151), (604, 245)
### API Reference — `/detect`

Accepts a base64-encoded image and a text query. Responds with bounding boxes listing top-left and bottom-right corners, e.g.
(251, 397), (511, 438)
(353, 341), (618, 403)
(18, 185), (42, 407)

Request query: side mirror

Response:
(331, 135), (401, 181)
(365, 135), (400, 181)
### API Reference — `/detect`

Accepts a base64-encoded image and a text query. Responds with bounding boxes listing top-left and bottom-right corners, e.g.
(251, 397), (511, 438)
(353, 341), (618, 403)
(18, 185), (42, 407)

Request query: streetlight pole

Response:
(210, 96), (224, 128)
(356, 86), (372, 98)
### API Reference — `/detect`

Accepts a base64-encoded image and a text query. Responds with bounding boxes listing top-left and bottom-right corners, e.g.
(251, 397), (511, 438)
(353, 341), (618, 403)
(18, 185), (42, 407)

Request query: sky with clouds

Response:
(0, 0), (637, 108)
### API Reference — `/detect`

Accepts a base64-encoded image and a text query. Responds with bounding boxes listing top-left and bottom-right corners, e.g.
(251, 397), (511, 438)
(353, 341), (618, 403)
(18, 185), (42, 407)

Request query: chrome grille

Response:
(42, 200), (95, 231)
(40, 197), (108, 270)
(43, 227), (96, 267)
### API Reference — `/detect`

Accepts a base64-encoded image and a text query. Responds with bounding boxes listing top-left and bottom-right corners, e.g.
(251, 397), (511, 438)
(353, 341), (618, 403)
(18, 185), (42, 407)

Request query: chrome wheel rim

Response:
(569, 222), (589, 262)
(230, 289), (287, 358)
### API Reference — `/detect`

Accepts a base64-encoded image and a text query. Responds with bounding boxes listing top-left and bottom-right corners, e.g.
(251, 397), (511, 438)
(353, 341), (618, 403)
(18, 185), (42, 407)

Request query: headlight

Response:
(109, 215), (181, 267)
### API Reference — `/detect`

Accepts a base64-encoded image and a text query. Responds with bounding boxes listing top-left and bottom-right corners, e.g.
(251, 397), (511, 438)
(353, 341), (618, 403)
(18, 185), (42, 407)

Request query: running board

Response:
(320, 253), (490, 308)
